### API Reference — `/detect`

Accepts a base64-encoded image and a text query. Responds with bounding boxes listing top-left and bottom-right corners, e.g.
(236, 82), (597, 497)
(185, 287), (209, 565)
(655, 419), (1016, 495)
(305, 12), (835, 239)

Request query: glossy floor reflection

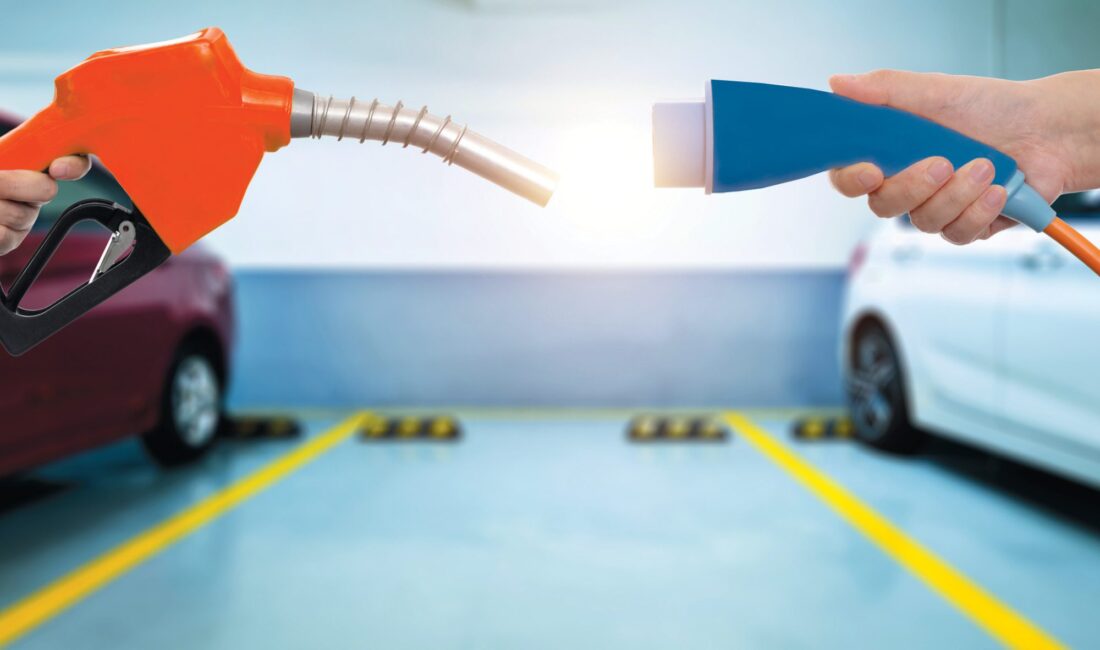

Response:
(1, 413), (1097, 649)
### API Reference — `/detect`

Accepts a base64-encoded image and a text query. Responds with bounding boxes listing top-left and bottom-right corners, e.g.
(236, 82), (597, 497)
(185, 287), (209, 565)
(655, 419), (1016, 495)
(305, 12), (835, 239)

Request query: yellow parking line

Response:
(0, 412), (371, 648)
(724, 412), (1065, 650)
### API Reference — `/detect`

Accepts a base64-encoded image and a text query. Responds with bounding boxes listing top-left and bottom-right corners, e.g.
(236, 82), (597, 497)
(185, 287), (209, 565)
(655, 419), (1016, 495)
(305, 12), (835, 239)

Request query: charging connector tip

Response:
(652, 100), (706, 188)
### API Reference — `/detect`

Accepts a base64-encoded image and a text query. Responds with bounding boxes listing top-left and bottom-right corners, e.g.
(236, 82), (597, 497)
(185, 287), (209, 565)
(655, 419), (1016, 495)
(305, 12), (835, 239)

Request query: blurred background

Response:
(2, 1), (1099, 649)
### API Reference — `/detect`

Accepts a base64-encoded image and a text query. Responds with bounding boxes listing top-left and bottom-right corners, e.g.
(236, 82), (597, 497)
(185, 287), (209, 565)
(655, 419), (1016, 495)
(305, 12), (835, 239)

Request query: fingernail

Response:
(927, 160), (952, 184)
(940, 231), (962, 246)
(858, 170), (878, 190)
(969, 160), (994, 183)
(982, 185), (1005, 207)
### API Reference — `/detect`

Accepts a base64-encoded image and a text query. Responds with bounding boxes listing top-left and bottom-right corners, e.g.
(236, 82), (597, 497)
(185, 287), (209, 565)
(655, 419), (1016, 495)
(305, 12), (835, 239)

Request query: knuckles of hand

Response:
(0, 171), (59, 205)
(0, 200), (38, 229)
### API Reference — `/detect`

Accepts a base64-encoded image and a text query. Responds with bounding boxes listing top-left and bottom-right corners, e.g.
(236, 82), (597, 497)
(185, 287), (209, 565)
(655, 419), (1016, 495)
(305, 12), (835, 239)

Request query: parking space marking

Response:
(724, 412), (1065, 650)
(0, 412), (371, 648)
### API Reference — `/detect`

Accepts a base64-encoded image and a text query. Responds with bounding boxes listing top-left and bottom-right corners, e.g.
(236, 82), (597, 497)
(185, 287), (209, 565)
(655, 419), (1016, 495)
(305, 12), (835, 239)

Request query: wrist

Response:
(1027, 70), (1100, 191)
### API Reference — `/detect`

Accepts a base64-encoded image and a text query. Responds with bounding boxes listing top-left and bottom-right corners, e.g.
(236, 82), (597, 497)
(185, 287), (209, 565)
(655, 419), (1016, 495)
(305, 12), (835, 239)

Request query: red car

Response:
(0, 113), (235, 474)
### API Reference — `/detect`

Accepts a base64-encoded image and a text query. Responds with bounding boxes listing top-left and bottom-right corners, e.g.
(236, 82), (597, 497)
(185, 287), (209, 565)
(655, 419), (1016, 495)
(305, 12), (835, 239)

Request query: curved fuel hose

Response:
(652, 80), (1100, 277)
(291, 89), (557, 207)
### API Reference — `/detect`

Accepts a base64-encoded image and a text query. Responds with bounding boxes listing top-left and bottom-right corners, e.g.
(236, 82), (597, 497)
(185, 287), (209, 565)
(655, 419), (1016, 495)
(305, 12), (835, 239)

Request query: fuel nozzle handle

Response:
(290, 90), (558, 207)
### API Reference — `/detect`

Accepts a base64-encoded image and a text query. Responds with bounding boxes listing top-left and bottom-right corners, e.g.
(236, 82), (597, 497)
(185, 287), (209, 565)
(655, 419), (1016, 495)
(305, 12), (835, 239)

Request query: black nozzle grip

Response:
(0, 199), (171, 356)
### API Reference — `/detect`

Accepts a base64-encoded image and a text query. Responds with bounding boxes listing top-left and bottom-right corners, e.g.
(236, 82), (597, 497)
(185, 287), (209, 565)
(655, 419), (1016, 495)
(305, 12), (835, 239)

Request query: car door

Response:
(887, 217), (1009, 422)
(1001, 191), (1100, 452)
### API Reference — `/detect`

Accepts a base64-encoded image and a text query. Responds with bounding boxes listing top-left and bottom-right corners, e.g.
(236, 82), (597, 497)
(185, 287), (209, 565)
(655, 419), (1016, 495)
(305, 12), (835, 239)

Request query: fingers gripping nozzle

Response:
(290, 89), (558, 207)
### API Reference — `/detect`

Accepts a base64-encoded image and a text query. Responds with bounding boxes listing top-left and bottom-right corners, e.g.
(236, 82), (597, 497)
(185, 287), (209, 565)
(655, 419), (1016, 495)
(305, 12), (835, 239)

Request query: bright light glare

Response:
(549, 121), (664, 239)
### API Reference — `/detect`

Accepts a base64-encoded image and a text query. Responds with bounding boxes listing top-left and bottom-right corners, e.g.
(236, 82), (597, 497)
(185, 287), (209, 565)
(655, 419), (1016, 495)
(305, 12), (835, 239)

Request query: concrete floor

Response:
(1, 412), (1097, 649)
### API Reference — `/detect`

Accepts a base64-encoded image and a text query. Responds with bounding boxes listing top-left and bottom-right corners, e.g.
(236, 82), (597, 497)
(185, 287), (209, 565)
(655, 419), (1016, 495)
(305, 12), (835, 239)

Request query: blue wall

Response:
(228, 271), (846, 409)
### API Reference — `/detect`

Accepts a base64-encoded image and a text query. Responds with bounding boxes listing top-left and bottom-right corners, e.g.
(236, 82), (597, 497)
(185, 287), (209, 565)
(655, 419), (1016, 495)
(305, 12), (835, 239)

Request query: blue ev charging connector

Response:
(652, 80), (1055, 232)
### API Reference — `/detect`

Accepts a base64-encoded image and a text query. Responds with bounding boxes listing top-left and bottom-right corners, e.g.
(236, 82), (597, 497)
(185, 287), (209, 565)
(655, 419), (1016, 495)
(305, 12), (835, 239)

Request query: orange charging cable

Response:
(1044, 217), (1100, 277)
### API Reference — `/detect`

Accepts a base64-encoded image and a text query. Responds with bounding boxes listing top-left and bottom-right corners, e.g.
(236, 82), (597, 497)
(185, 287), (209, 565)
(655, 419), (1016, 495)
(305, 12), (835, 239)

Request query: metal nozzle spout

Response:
(291, 88), (557, 207)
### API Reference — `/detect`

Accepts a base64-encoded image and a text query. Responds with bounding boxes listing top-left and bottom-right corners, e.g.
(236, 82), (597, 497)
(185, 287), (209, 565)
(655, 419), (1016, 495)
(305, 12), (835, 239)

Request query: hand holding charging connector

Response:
(0, 28), (558, 355)
(653, 73), (1100, 277)
(825, 70), (1100, 244)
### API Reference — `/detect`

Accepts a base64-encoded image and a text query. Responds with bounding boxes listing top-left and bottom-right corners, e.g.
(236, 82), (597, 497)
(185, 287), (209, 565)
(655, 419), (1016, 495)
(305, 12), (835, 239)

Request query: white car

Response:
(841, 191), (1100, 488)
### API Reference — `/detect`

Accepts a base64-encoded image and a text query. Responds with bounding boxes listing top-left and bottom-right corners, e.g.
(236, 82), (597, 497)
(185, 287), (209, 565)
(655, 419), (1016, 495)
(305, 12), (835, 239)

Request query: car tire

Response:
(142, 342), (224, 467)
(846, 321), (924, 454)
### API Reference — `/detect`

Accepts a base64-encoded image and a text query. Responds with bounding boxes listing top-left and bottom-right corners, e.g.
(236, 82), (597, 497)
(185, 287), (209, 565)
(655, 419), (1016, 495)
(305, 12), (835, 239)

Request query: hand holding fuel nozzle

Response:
(0, 28), (558, 355)
(652, 71), (1100, 276)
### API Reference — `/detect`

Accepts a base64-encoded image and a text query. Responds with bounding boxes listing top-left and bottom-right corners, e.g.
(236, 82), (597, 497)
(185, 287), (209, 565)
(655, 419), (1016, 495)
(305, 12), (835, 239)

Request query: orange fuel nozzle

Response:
(0, 27), (558, 254)
(0, 28), (557, 355)
(0, 28), (293, 254)
(0, 29), (554, 356)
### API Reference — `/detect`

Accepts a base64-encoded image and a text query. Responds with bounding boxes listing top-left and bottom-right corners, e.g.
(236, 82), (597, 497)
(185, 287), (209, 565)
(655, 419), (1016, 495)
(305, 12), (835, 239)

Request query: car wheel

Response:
(142, 343), (223, 466)
(846, 321), (923, 453)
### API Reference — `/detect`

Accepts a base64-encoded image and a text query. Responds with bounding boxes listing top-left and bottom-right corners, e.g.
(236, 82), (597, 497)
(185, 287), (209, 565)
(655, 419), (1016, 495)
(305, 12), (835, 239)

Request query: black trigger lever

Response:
(0, 199), (171, 356)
